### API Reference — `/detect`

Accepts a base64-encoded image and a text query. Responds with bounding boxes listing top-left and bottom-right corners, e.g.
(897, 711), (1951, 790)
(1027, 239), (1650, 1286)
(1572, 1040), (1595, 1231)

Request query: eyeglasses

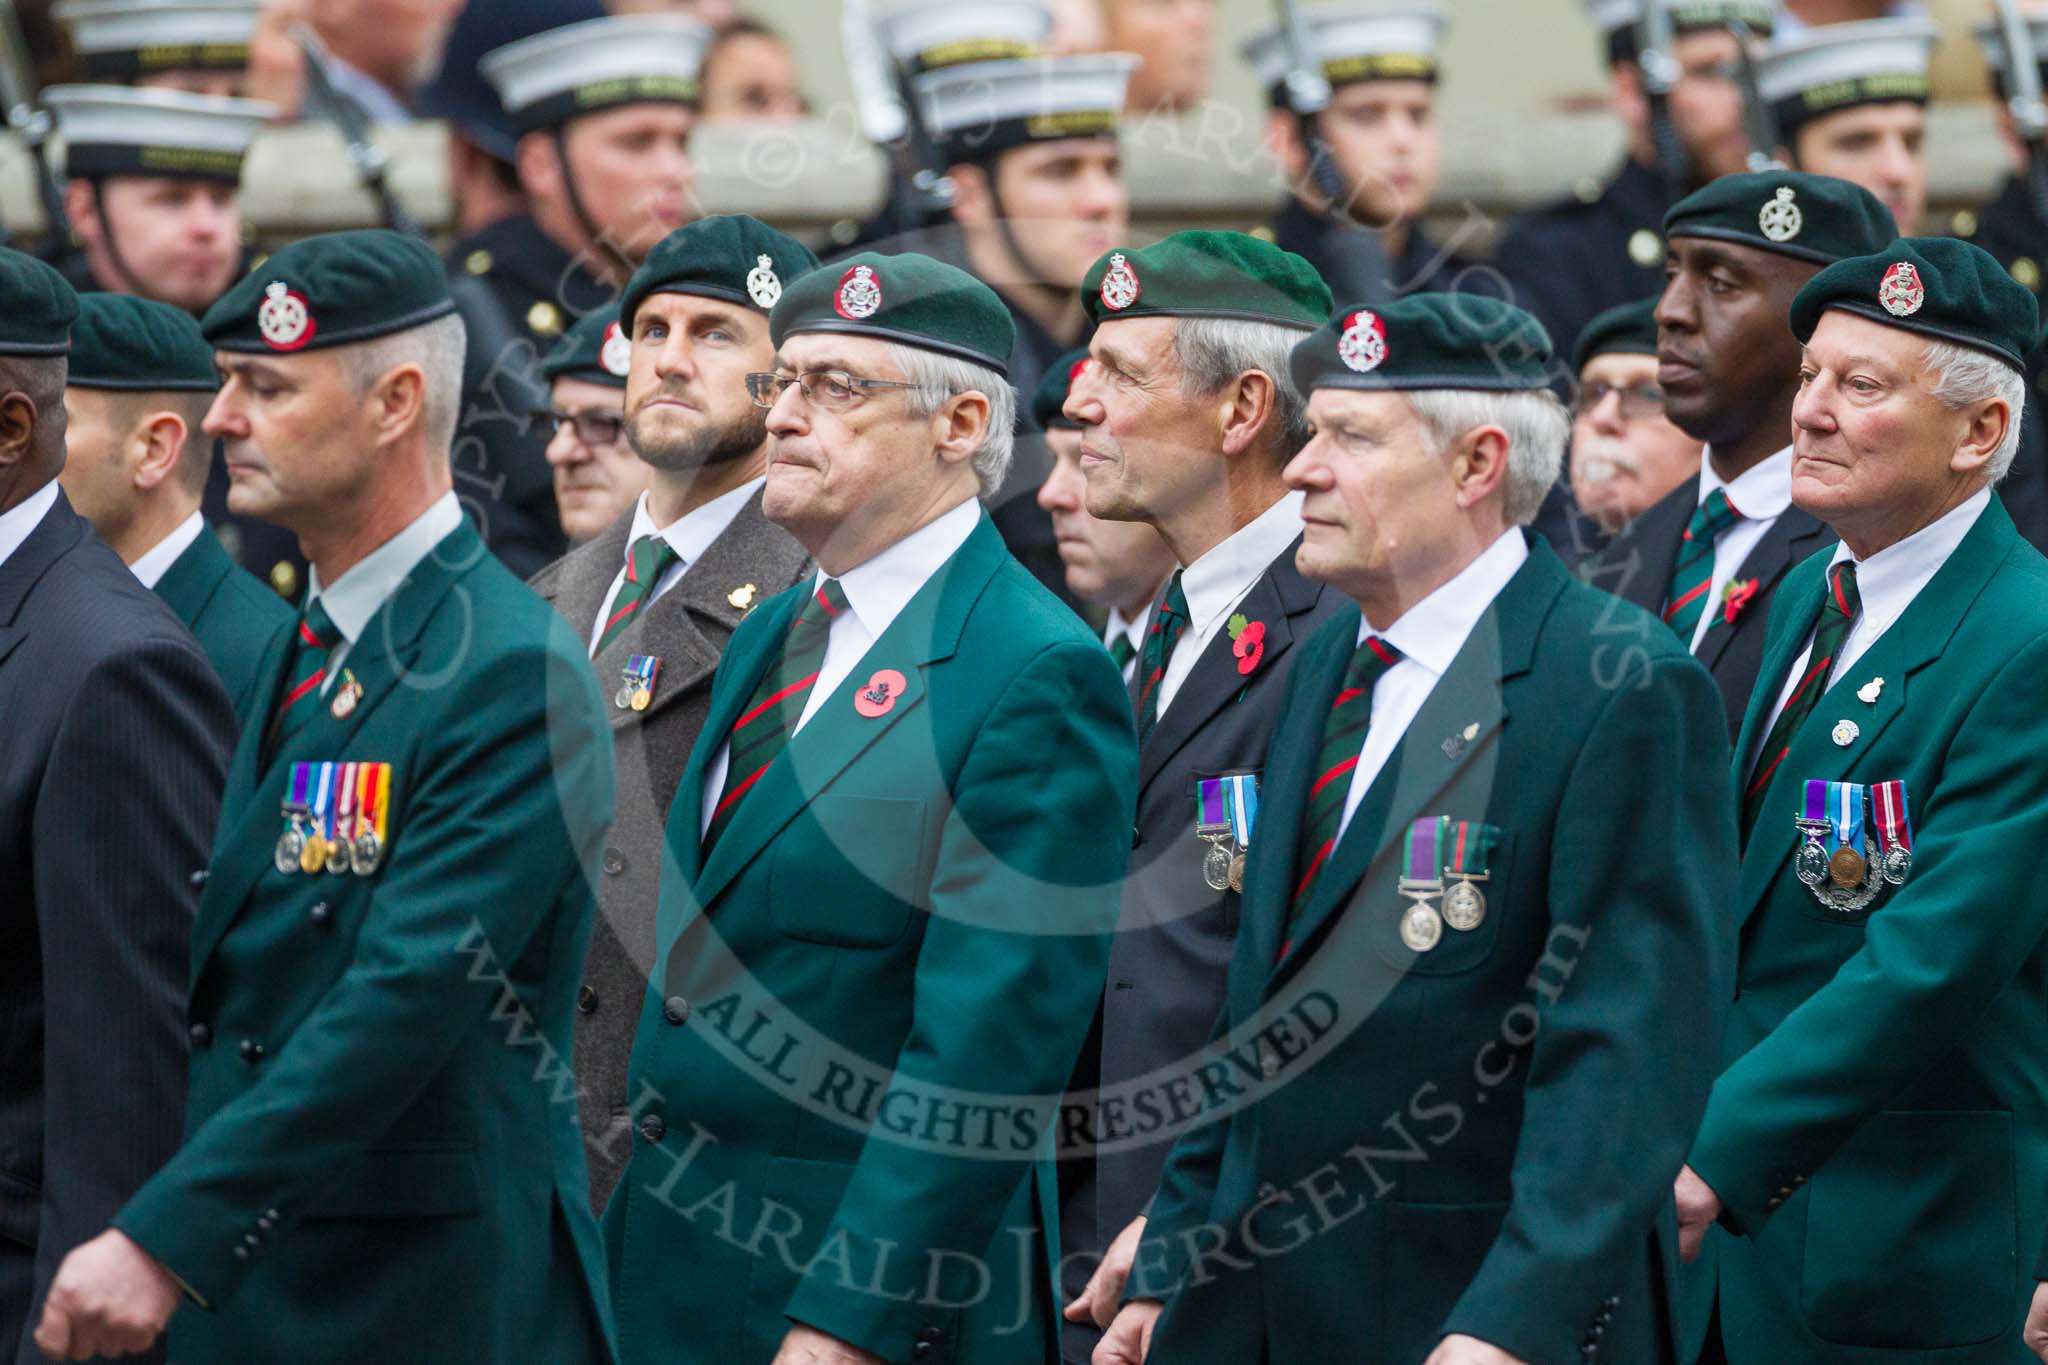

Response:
(1572, 381), (1667, 421)
(746, 370), (918, 413)
(536, 408), (626, 446)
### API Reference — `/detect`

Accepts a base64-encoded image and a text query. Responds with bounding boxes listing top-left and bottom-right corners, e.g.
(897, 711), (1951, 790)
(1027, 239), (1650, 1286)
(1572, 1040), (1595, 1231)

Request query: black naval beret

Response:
(1290, 294), (1555, 395)
(539, 306), (630, 389)
(71, 294), (217, 391)
(1032, 348), (1091, 430)
(0, 248), (78, 356)
(201, 230), (456, 354)
(1664, 171), (1898, 268)
(1081, 231), (1333, 330)
(1791, 237), (2042, 373)
(1573, 297), (1660, 374)
(618, 215), (821, 332)
(769, 251), (1016, 375)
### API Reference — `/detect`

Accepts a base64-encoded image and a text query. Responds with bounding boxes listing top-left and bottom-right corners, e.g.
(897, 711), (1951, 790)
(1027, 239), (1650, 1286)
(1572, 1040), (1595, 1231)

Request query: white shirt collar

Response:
(130, 510), (206, 590)
(0, 481), (58, 570)
(1105, 600), (1151, 652)
(822, 497), (983, 642)
(1178, 490), (1305, 633)
(308, 491), (465, 644)
(1698, 445), (1794, 522)
(1826, 485), (1990, 622)
(1362, 529), (1531, 675)
(626, 478), (764, 570)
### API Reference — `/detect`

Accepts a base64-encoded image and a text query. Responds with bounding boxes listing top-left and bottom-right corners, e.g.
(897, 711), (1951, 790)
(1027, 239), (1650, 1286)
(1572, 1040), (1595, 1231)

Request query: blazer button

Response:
(189, 869), (209, 889)
(1130, 827), (1142, 849)
(190, 1022), (213, 1047)
(638, 1113), (666, 1143)
(602, 847), (626, 876)
(663, 996), (690, 1026)
(239, 1038), (264, 1063)
(577, 984), (599, 1015)
(233, 1245), (249, 1262)
(308, 902), (333, 927)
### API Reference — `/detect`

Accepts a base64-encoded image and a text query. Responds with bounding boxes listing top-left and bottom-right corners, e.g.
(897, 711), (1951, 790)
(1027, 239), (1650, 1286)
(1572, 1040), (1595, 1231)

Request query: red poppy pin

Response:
(1722, 577), (1760, 625)
(854, 668), (906, 718)
(1226, 614), (1266, 675)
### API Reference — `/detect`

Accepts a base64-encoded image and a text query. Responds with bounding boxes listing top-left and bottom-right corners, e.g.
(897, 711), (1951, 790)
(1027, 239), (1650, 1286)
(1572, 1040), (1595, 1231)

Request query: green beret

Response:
(70, 294), (217, 391)
(0, 249), (77, 356)
(1573, 297), (1660, 374)
(769, 251), (1015, 375)
(618, 215), (821, 332)
(1664, 171), (1898, 268)
(1032, 348), (1091, 429)
(1290, 293), (1554, 395)
(539, 306), (630, 389)
(201, 229), (455, 355)
(1790, 236), (2041, 373)
(1081, 231), (1333, 330)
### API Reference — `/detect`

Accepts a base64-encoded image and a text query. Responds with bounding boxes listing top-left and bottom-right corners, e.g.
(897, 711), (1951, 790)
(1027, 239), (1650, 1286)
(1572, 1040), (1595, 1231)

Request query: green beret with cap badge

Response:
(1290, 293), (1555, 395)
(1082, 230), (1333, 330)
(618, 214), (821, 332)
(769, 251), (1016, 375)
(1790, 236), (2041, 373)
(1664, 170), (1898, 268)
(200, 229), (455, 355)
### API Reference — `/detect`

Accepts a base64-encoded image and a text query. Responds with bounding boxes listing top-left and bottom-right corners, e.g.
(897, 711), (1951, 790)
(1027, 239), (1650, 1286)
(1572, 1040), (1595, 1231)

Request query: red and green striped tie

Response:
(1662, 488), (1741, 641)
(1289, 635), (1404, 923)
(596, 535), (682, 656)
(1135, 572), (1189, 746)
(1741, 561), (1860, 841)
(703, 579), (849, 852)
(1107, 632), (1137, 675)
(269, 597), (342, 749)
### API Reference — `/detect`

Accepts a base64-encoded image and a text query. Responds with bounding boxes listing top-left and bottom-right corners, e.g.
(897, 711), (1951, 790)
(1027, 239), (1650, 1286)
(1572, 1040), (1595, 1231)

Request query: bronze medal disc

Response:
(1827, 845), (1866, 888)
(1228, 852), (1246, 893)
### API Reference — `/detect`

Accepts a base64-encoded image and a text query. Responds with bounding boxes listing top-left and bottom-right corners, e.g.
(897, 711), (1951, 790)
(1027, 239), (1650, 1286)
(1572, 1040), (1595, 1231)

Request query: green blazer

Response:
(151, 524), (294, 729)
(113, 520), (621, 1365)
(602, 514), (1137, 1365)
(1684, 496), (2048, 1364)
(1132, 539), (1736, 1365)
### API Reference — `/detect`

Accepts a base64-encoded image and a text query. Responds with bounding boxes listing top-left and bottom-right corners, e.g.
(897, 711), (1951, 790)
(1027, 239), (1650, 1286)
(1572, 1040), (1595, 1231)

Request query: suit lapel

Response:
(0, 492), (84, 670)
(151, 528), (234, 631)
(1694, 506), (1832, 672)
(544, 510), (632, 661)
(1584, 478), (1692, 613)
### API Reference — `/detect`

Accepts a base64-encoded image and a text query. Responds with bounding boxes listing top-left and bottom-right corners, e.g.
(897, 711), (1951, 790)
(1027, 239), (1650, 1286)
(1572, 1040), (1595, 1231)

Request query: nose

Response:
(1586, 389), (1627, 437)
(766, 382), (807, 438)
(1282, 435), (1328, 492)
(1653, 272), (1692, 333)
(202, 389), (242, 440)
(1037, 451), (1082, 512)
(1791, 369), (1835, 435)
(653, 331), (697, 383)
(544, 420), (585, 468)
(1062, 362), (1103, 427)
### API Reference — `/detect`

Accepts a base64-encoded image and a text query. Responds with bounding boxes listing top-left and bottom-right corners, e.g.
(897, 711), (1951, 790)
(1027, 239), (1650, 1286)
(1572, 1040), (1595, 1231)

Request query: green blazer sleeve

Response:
(1689, 632), (2048, 1234)
(1437, 653), (1736, 1362)
(114, 638), (615, 1309)
(780, 639), (1137, 1359)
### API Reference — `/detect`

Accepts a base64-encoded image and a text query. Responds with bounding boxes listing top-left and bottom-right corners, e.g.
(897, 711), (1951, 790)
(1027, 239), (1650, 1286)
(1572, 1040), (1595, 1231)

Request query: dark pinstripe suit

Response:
(0, 490), (234, 1364)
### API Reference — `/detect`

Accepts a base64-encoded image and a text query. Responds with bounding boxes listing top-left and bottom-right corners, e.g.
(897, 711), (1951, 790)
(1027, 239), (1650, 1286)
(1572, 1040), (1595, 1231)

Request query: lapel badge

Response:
(853, 668), (907, 719)
(1225, 614), (1266, 675)
(1857, 677), (1884, 705)
(1441, 722), (1480, 760)
(728, 582), (758, 612)
(1832, 719), (1860, 747)
(329, 669), (362, 719)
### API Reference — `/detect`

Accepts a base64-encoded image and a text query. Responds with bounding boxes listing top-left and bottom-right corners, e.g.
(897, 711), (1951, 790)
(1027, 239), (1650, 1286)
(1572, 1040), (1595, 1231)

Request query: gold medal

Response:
(300, 833), (328, 875)
(1827, 845), (1867, 888)
(631, 687), (652, 712)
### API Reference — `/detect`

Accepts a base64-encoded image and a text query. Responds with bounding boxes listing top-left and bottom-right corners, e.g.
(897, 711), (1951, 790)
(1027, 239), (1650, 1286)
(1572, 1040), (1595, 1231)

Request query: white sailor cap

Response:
(45, 83), (272, 182)
(480, 15), (713, 134)
(1759, 17), (1938, 137)
(1582, 0), (1776, 36)
(1974, 14), (2048, 80)
(912, 52), (1137, 160)
(1239, 3), (1449, 101)
(875, 0), (1052, 75)
(51, 0), (260, 82)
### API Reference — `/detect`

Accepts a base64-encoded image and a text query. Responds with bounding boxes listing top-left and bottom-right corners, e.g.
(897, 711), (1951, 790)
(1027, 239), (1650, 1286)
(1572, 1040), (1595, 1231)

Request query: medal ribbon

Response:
(356, 762), (381, 843)
(1872, 779), (1911, 859)
(311, 761), (335, 844)
(1225, 774), (1258, 847)
(1401, 816), (1444, 886)
(1445, 820), (1495, 878)
(336, 762), (358, 843)
(1828, 780), (1866, 860)
(1194, 778), (1231, 836)
(287, 761), (311, 813)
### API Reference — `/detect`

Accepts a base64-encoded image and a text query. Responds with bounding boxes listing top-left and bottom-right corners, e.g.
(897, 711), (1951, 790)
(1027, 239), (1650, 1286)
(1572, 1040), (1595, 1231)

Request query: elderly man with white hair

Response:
(1094, 293), (1736, 1365)
(1673, 237), (2048, 1364)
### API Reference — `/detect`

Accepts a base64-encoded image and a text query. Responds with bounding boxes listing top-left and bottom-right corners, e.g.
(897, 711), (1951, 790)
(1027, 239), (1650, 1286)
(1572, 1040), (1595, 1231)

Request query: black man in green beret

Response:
(602, 250), (1136, 1365)
(57, 291), (291, 727)
(1096, 293), (1735, 1365)
(34, 229), (618, 1364)
(1675, 238), (2048, 1365)
(528, 214), (816, 1211)
(1564, 298), (1702, 562)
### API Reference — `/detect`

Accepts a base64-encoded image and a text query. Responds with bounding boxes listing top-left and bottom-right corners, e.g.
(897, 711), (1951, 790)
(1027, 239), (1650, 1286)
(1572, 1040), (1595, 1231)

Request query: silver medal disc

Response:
(1202, 841), (1232, 892)
(614, 684), (635, 710)
(1794, 840), (1829, 887)
(351, 831), (383, 876)
(274, 827), (303, 875)
(1443, 879), (1486, 931)
(1400, 902), (1443, 952)
(1881, 844), (1912, 885)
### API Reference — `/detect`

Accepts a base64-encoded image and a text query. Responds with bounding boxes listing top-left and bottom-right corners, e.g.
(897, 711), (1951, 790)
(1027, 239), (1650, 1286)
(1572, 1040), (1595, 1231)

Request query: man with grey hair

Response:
(1096, 293), (1735, 1365)
(1674, 238), (2048, 1364)
(1056, 231), (1348, 1365)
(36, 230), (618, 1363)
(602, 251), (1136, 1365)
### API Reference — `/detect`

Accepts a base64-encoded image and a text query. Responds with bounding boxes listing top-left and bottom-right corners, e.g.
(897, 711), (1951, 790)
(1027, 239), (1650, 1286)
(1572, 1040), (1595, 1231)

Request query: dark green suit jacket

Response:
(1684, 496), (2048, 1364)
(152, 524), (294, 730)
(602, 513), (1137, 1365)
(1133, 539), (1736, 1365)
(112, 520), (620, 1364)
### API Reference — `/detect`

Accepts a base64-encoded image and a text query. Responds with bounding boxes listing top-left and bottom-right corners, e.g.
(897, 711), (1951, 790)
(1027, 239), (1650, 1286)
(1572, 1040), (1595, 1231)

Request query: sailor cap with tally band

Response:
(912, 53), (1136, 162)
(769, 251), (1016, 374)
(1663, 170), (1898, 267)
(617, 214), (822, 330)
(480, 14), (712, 134)
(1757, 17), (1938, 140)
(1973, 15), (2048, 94)
(540, 306), (631, 389)
(1790, 237), (2042, 374)
(1290, 294), (1555, 395)
(1239, 3), (1449, 106)
(201, 229), (455, 355)
(1082, 231), (1333, 329)
(875, 0), (1051, 75)
(1583, 0), (1775, 66)
(45, 85), (272, 183)
(69, 293), (217, 391)
(51, 0), (260, 82)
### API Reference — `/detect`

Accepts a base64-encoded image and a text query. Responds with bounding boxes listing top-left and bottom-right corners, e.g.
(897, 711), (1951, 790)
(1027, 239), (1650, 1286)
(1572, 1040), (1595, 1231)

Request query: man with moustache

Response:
(1055, 233), (1347, 1365)
(1584, 171), (1896, 739)
(1566, 298), (1703, 554)
(1094, 293), (1734, 1365)
(536, 305), (651, 546)
(528, 215), (816, 1208)
(1674, 239), (2048, 1364)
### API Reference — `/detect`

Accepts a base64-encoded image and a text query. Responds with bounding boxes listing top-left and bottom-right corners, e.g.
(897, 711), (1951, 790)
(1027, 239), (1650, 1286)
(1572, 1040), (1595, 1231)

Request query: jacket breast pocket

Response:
(769, 794), (925, 948)
(1369, 827), (1515, 976)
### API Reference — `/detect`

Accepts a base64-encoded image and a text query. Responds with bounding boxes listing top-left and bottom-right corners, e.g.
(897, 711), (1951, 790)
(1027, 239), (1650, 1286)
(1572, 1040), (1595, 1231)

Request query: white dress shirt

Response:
(588, 480), (764, 654)
(1751, 488), (1989, 769)
(1104, 603), (1149, 683)
(700, 497), (982, 836)
(1157, 490), (1305, 715)
(129, 510), (206, 589)
(0, 481), (57, 569)
(1688, 447), (1794, 652)
(1338, 529), (1529, 842)
(306, 491), (465, 692)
